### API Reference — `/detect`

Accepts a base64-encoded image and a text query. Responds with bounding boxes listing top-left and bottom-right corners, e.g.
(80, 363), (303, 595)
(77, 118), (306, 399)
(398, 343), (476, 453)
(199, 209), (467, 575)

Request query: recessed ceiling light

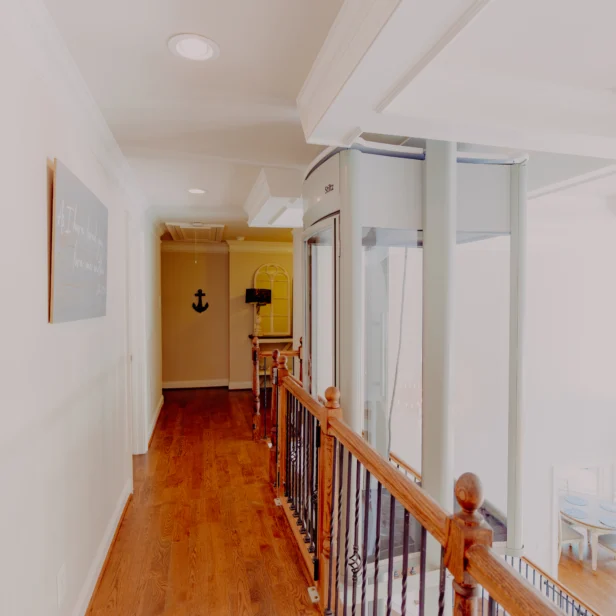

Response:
(168, 34), (220, 61)
(188, 188), (206, 194)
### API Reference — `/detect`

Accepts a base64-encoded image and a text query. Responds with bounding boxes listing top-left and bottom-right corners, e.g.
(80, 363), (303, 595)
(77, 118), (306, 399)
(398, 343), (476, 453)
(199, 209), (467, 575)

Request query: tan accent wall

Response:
(229, 251), (294, 387)
(161, 251), (230, 385)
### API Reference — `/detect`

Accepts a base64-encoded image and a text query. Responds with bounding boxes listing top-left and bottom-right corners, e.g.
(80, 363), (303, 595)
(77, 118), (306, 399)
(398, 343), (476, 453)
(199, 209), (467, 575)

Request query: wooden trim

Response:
(280, 498), (315, 583)
(259, 349), (300, 358)
(389, 451), (422, 483)
(85, 494), (133, 615)
(520, 557), (600, 616)
(281, 377), (324, 423)
(329, 417), (449, 546)
(467, 546), (565, 616)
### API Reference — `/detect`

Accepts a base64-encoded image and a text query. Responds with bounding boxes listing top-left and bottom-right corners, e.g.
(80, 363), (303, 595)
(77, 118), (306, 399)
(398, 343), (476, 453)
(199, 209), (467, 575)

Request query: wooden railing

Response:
(268, 353), (566, 616)
(390, 453), (599, 616)
(251, 336), (302, 441)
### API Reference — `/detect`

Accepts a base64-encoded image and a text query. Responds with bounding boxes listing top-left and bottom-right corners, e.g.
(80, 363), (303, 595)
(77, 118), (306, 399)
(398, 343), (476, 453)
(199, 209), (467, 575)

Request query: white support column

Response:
(421, 140), (456, 514)
(339, 149), (364, 436)
(507, 162), (527, 556)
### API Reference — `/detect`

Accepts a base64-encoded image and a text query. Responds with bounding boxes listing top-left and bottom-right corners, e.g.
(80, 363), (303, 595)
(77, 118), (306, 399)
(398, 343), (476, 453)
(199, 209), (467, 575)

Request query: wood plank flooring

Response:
(87, 388), (320, 616)
(559, 543), (616, 615)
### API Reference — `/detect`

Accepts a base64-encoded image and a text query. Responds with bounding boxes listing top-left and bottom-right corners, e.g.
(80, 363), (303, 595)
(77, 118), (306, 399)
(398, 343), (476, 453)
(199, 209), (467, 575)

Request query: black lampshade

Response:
(245, 288), (271, 304)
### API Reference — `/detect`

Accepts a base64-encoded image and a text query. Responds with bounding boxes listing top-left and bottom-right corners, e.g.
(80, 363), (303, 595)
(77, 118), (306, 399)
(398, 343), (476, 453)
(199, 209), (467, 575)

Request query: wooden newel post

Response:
(252, 336), (261, 441)
(277, 355), (290, 498)
(269, 350), (283, 486)
(318, 386), (342, 613)
(445, 473), (493, 616)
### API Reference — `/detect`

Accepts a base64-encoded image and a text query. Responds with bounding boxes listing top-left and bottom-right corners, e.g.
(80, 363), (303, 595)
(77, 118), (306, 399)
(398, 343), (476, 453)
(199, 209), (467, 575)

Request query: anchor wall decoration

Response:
(192, 289), (209, 314)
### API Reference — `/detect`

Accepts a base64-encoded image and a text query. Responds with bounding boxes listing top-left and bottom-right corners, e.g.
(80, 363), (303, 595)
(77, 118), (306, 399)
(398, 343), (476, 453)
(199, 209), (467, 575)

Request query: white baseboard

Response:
(148, 395), (164, 446)
(163, 379), (229, 389)
(73, 478), (132, 616)
(229, 380), (253, 390)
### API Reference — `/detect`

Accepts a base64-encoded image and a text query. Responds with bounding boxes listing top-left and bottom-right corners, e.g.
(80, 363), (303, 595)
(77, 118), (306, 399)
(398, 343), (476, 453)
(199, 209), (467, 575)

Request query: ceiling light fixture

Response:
(168, 34), (220, 61)
(188, 188), (206, 194)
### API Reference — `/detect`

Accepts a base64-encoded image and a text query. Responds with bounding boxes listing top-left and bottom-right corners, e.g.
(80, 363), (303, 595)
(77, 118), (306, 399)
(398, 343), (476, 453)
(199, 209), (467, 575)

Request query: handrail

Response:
(272, 372), (568, 615)
(390, 452), (595, 615)
(518, 556), (600, 616)
(329, 416), (449, 546)
(468, 546), (564, 616)
(389, 451), (422, 484)
(260, 349), (300, 358)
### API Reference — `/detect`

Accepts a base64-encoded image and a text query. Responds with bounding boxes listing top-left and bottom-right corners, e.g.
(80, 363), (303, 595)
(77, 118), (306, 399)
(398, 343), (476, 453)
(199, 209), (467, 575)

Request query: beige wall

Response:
(229, 249), (294, 388)
(161, 249), (230, 386)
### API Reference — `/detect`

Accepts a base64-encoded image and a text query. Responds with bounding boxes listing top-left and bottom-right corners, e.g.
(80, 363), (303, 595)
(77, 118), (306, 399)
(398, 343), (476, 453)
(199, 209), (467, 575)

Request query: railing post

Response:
(269, 350), (282, 486)
(299, 336), (303, 383)
(252, 336), (261, 441)
(445, 473), (493, 616)
(318, 387), (342, 613)
(277, 356), (290, 497)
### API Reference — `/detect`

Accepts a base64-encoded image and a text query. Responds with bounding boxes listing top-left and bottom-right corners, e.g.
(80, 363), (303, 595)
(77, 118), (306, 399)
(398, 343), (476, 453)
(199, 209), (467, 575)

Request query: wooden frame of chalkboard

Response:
(50, 159), (109, 323)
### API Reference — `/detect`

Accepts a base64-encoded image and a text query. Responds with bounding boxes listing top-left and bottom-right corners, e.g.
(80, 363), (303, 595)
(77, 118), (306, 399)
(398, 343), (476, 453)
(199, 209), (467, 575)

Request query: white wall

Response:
(450, 195), (616, 571)
(523, 196), (616, 571)
(0, 1), (149, 614)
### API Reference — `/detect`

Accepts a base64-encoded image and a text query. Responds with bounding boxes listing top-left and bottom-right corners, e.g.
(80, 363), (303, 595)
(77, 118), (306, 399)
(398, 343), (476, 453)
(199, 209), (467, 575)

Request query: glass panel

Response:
(307, 222), (336, 399)
(362, 228), (423, 464)
(454, 232), (510, 515)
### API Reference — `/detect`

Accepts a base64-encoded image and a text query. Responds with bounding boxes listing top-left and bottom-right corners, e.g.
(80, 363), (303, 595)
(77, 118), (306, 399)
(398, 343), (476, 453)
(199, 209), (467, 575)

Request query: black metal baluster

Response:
(400, 510), (410, 615)
(293, 397), (299, 513)
(297, 404), (308, 543)
(386, 494), (395, 616)
(335, 443), (344, 616)
(351, 459), (361, 616)
(343, 451), (352, 616)
(418, 525), (427, 616)
(361, 469), (370, 616)
(438, 546), (446, 616)
(303, 403), (309, 531)
(372, 483), (382, 616)
(325, 438), (338, 616)
(307, 411), (314, 549)
(488, 596), (496, 616)
(290, 396), (295, 508)
(285, 390), (291, 498)
(312, 415), (319, 553)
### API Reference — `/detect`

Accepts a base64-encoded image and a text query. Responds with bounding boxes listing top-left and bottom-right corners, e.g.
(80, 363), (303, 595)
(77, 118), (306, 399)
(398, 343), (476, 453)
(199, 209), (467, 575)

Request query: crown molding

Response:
(226, 241), (293, 254)
(297, 0), (401, 142)
(161, 242), (229, 254)
(18, 0), (148, 214)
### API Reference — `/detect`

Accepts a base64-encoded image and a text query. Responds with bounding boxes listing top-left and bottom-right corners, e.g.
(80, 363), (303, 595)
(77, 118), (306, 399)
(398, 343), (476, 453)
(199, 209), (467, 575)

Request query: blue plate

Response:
(563, 507), (587, 520)
(600, 502), (616, 514)
(564, 495), (588, 506)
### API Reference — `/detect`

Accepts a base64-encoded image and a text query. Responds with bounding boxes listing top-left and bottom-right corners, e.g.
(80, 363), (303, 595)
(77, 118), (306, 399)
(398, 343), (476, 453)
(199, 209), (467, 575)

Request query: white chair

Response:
(559, 515), (584, 561)
(598, 534), (616, 559)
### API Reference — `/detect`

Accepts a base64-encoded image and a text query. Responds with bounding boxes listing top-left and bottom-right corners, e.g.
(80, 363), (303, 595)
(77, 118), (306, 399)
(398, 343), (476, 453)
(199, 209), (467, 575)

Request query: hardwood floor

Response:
(559, 542), (616, 615)
(87, 388), (320, 616)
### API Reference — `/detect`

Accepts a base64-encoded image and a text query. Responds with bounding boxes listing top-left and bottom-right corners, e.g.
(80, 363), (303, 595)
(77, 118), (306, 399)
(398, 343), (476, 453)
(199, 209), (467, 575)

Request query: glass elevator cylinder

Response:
(302, 143), (526, 538)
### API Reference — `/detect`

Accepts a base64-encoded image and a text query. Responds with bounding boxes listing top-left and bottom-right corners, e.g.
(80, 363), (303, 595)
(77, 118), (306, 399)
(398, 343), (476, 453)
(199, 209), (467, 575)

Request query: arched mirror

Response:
(254, 264), (291, 336)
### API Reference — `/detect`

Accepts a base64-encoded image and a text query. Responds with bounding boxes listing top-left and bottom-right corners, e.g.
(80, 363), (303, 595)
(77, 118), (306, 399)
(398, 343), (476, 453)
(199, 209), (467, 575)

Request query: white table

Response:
(560, 491), (616, 571)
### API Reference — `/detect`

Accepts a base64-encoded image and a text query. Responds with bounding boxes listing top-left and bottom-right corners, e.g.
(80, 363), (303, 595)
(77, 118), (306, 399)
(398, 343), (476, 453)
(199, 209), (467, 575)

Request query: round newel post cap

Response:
(272, 349), (280, 362)
(324, 387), (341, 409)
(278, 354), (288, 369)
(252, 336), (259, 348)
(455, 473), (484, 515)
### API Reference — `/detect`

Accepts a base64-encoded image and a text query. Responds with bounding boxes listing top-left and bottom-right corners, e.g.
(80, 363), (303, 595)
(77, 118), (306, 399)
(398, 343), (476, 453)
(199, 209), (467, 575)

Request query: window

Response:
(254, 264), (291, 336)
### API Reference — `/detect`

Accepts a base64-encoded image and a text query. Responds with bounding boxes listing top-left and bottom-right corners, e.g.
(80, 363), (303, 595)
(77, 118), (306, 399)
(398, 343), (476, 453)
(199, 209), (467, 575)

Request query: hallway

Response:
(87, 389), (319, 616)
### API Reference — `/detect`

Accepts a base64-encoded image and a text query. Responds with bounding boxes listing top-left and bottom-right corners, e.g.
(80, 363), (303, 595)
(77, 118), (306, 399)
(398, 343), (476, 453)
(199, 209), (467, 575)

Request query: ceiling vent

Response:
(164, 222), (225, 242)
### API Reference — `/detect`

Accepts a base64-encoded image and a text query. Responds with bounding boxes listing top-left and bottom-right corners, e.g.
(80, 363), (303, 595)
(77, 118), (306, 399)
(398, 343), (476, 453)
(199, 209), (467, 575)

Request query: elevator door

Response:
(305, 216), (339, 400)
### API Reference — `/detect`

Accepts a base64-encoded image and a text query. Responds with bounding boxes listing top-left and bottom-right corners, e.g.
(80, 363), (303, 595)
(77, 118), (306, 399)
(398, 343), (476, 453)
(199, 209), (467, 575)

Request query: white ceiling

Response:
(44, 0), (343, 235)
(299, 0), (616, 164)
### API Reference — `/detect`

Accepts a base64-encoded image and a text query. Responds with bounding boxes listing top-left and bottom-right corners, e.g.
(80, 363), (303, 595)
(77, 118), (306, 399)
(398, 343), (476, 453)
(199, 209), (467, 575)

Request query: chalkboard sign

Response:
(50, 159), (108, 323)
